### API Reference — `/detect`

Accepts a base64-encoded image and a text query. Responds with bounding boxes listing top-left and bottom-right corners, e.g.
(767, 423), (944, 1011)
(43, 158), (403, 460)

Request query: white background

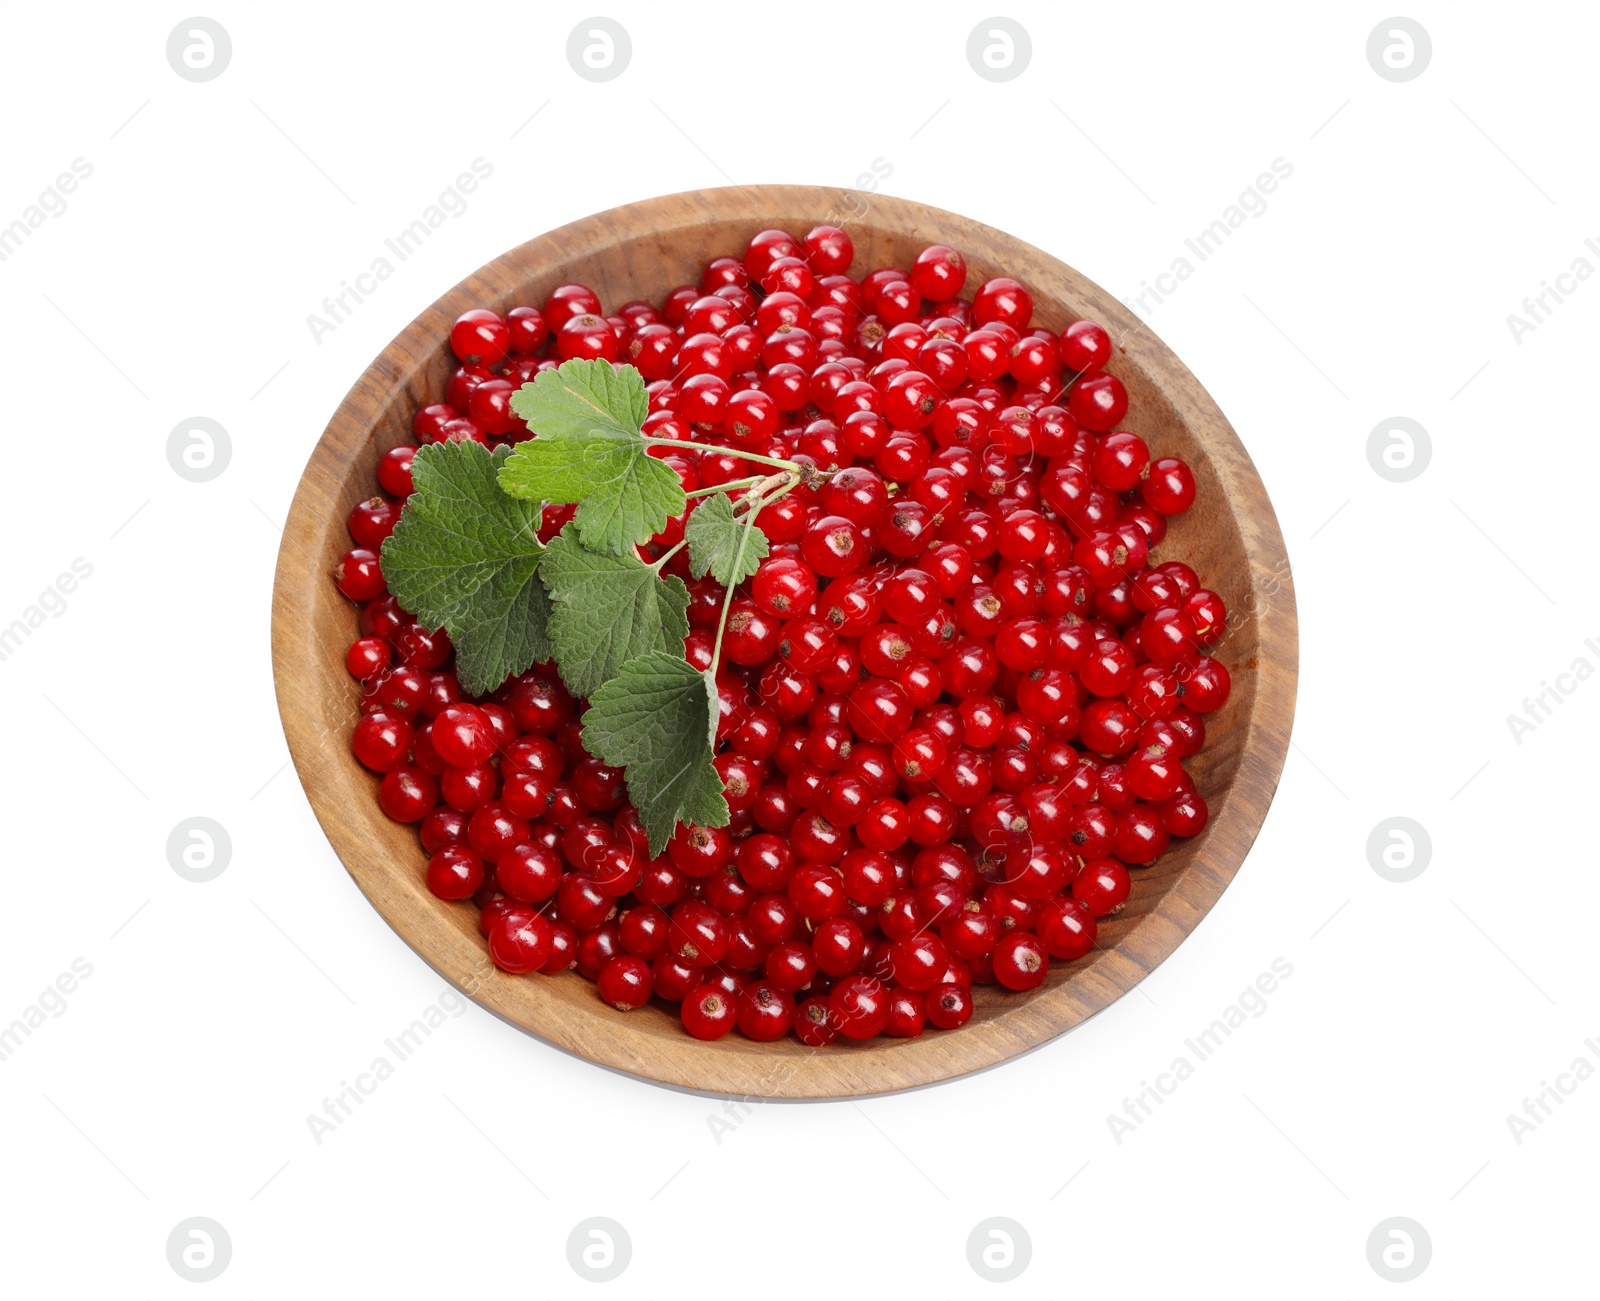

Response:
(0, 2), (1594, 1296)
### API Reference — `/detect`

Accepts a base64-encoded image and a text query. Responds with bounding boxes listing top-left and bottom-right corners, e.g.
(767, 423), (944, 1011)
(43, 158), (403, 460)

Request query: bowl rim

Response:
(271, 183), (1298, 1099)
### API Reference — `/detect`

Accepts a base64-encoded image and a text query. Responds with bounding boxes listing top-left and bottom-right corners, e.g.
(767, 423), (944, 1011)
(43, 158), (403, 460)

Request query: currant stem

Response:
(647, 537), (688, 571)
(644, 438), (802, 473)
(708, 478), (788, 675)
(738, 470), (799, 509)
(685, 477), (762, 499)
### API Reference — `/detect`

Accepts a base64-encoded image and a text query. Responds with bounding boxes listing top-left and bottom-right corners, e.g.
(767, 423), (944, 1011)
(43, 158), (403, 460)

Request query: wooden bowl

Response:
(272, 185), (1297, 1098)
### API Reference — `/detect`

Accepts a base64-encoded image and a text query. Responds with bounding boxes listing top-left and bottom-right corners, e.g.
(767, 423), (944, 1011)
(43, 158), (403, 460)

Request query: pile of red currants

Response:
(333, 225), (1231, 1045)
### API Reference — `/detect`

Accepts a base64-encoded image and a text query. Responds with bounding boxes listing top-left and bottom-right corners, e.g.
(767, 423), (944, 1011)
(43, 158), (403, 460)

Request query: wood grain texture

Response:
(270, 185), (1298, 1099)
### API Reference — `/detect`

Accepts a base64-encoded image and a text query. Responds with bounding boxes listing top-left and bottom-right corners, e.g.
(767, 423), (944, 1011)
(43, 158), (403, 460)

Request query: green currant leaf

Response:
(498, 359), (685, 556)
(505, 355), (648, 437)
(538, 528), (690, 699)
(581, 651), (727, 856)
(684, 491), (770, 587)
(378, 441), (550, 697)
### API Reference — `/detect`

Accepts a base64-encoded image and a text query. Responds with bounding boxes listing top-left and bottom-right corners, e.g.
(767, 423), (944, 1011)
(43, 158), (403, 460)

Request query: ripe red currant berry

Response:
(810, 916), (866, 977)
(1126, 743), (1184, 802)
(722, 598), (783, 666)
(466, 801), (530, 863)
(917, 337), (971, 392)
(737, 982), (796, 1040)
(579, 924), (632, 983)
(1036, 896), (1097, 960)
(1059, 318), (1112, 373)
(497, 841), (562, 903)
(478, 896), (529, 938)
(802, 224), (854, 274)
(1074, 529), (1144, 587)
(425, 846), (483, 901)
(668, 823), (734, 878)
(1092, 431), (1151, 492)
(505, 304), (548, 352)
(969, 791), (1030, 852)
(449, 309), (510, 366)
(597, 955), (653, 1010)
(556, 318), (617, 368)
(466, 378), (521, 436)
(991, 744), (1041, 797)
(436, 416), (486, 446)
(1073, 858), (1131, 916)
(765, 939), (819, 992)
(377, 445), (416, 497)
(345, 636), (392, 684)
(666, 900), (729, 967)
(681, 983), (739, 1040)
(879, 985), (925, 1038)
(348, 496), (401, 549)
(564, 830), (621, 893)
(1160, 788), (1209, 837)
(744, 228), (802, 281)
(488, 910), (553, 973)
(1081, 639), (1137, 698)
(721, 917), (768, 974)
(857, 797), (911, 852)
(1007, 844), (1074, 900)
(333, 549), (386, 601)
(888, 935), (950, 992)
(1068, 373), (1129, 432)
(431, 704), (496, 767)
(911, 244), (968, 300)
(795, 997), (840, 1046)
(636, 858), (689, 908)
(1182, 590), (1227, 645)
(821, 773), (873, 827)
(531, 921), (573, 975)
(992, 931), (1049, 991)
(542, 283), (602, 330)
(847, 679), (913, 744)
(618, 904), (672, 961)
(822, 466), (890, 526)
(378, 767), (436, 822)
(1009, 334), (1060, 386)
(802, 514), (866, 578)
(778, 618), (837, 675)
(789, 863), (849, 920)
(925, 982), (973, 1030)
(701, 255), (750, 292)
(828, 975), (891, 1039)
(1126, 664), (1181, 721)
(388, 621), (450, 670)
(941, 902), (1000, 961)
(891, 727), (948, 781)
(556, 873), (615, 931)
(351, 713), (412, 773)
(652, 955), (697, 1001)
(1139, 607), (1201, 669)
(1180, 657), (1231, 712)
(883, 369), (941, 430)
(1079, 698), (1137, 755)
(377, 670), (429, 724)
(413, 403), (455, 444)
(1131, 567), (1185, 614)
(997, 509), (1049, 564)
(761, 255), (815, 300)
(420, 808), (467, 856)
(1143, 456), (1196, 514)
(839, 848), (897, 907)
(973, 277), (1033, 329)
